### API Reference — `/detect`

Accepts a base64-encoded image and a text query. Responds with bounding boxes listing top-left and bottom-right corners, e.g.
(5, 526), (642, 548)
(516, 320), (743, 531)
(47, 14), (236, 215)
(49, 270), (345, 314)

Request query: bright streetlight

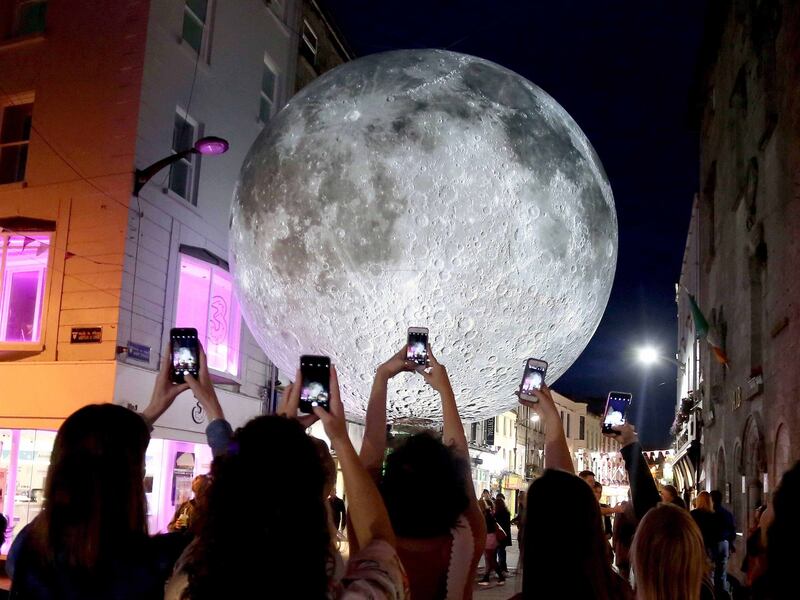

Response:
(637, 346), (659, 365)
(530, 413), (540, 423)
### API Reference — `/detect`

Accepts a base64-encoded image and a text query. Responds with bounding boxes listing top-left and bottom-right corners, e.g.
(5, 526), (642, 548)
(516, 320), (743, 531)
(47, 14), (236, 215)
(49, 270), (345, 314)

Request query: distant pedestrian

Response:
(612, 499), (637, 582)
(660, 484), (687, 509)
(594, 481), (613, 539)
(710, 489), (735, 595)
(691, 491), (723, 559)
(579, 470), (596, 487)
(493, 496), (512, 573)
(168, 474), (211, 533)
(478, 498), (505, 586)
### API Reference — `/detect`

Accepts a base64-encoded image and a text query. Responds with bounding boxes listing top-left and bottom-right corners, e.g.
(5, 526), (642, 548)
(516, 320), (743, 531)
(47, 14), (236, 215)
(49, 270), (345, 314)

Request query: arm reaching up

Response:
(519, 385), (574, 474)
(421, 346), (487, 592)
(607, 423), (660, 520)
(360, 347), (414, 478)
(313, 365), (397, 550)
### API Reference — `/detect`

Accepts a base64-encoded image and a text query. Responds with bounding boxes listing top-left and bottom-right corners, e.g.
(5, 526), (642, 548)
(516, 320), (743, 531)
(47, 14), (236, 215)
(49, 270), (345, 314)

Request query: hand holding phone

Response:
(300, 355), (331, 414)
(170, 328), (200, 384)
(406, 327), (429, 367)
(519, 358), (548, 401)
(602, 392), (632, 434)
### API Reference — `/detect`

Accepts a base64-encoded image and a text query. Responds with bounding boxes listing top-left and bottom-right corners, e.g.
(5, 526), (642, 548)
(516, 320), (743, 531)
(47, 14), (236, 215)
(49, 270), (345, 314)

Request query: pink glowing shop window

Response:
(175, 254), (241, 377)
(0, 234), (50, 343)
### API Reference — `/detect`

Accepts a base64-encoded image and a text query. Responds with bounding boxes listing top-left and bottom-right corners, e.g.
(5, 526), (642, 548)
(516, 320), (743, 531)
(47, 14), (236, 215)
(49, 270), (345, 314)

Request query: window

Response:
(182, 0), (210, 56)
(566, 413), (571, 438)
(0, 233), (49, 343)
(470, 422), (477, 442)
(579, 416), (585, 441)
(2, 0), (47, 40)
(259, 59), (277, 122)
(300, 20), (318, 66)
(168, 110), (199, 204)
(0, 102), (33, 185)
(175, 253), (242, 377)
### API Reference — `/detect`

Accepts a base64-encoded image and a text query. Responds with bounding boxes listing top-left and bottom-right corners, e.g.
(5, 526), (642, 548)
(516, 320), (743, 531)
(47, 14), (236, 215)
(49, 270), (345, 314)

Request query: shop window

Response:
(175, 253), (241, 378)
(579, 416), (585, 440)
(0, 101), (33, 184)
(0, 428), (56, 553)
(259, 58), (278, 123)
(0, 233), (50, 344)
(1, 0), (47, 40)
(168, 110), (200, 205)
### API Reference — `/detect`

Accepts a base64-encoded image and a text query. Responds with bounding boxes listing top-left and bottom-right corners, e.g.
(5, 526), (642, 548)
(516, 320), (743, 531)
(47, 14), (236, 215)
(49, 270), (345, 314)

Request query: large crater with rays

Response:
(230, 49), (617, 424)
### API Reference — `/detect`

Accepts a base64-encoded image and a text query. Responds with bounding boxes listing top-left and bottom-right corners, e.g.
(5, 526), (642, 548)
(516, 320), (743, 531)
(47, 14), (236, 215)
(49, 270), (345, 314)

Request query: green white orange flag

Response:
(686, 292), (729, 366)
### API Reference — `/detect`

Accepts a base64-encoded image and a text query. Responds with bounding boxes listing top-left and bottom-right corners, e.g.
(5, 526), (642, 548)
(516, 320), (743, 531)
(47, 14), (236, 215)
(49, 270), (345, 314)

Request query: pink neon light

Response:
(175, 254), (241, 377)
(0, 235), (49, 343)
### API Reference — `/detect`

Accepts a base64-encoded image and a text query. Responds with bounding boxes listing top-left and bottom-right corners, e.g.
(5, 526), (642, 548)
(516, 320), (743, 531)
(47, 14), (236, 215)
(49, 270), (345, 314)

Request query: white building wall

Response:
(116, 0), (301, 437)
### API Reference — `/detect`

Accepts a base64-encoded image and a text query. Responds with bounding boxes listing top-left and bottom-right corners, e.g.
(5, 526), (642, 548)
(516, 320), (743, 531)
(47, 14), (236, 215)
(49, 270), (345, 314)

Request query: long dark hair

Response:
(183, 416), (331, 599)
(521, 469), (624, 599)
(30, 404), (150, 572)
(380, 431), (470, 538)
(766, 461), (800, 597)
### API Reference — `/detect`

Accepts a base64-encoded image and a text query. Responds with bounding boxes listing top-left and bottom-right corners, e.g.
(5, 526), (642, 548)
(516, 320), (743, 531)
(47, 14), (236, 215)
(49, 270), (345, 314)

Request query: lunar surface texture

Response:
(230, 49), (617, 424)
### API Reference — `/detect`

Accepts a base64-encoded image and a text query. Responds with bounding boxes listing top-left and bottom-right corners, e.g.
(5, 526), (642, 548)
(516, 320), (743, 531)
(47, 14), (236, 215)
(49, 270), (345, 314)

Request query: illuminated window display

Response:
(0, 233), (50, 343)
(175, 253), (242, 378)
(0, 429), (56, 554)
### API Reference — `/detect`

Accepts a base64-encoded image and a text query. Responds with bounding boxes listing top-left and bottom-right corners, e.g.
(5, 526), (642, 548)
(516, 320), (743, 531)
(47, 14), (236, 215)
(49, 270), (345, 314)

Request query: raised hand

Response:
(517, 384), (560, 421)
(606, 422), (639, 448)
(276, 369), (319, 429)
(141, 344), (190, 426)
(313, 365), (349, 448)
(419, 345), (453, 394)
(377, 345), (416, 380)
(184, 345), (224, 422)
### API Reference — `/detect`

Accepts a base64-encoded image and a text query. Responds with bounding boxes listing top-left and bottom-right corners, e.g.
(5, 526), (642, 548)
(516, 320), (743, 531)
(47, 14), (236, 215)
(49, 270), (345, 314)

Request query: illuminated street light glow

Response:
(530, 413), (540, 423)
(637, 345), (659, 366)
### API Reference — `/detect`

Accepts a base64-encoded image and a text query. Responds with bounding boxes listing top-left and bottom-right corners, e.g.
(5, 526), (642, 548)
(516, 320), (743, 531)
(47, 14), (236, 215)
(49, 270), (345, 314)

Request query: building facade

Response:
(0, 0), (353, 553)
(295, 0), (352, 93)
(688, 0), (800, 534)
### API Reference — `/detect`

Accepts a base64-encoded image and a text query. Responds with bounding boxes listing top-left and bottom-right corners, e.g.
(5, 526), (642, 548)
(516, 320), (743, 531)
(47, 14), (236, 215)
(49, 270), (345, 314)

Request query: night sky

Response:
(326, 0), (708, 448)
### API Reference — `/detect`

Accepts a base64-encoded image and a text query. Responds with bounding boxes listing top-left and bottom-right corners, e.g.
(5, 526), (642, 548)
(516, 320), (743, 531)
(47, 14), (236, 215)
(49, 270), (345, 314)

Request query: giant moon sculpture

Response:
(230, 49), (617, 424)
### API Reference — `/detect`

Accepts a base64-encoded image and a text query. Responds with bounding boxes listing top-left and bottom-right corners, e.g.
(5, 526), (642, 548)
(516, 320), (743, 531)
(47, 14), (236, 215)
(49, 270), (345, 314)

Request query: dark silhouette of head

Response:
(381, 431), (469, 538)
(522, 469), (620, 599)
(30, 404), (151, 572)
(660, 484), (679, 503)
(710, 489), (723, 509)
(185, 416), (331, 599)
(494, 496), (508, 514)
(578, 470), (596, 487)
(766, 461), (800, 597)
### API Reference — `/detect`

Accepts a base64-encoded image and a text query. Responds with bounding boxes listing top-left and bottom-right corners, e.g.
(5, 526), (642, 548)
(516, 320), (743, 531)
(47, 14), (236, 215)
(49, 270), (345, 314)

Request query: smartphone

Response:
(519, 358), (548, 401)
(406, 326), (429, 366)
(300, 355), (331, 414)
(602, 391), (633, 433)
(170, 328), (199, 384)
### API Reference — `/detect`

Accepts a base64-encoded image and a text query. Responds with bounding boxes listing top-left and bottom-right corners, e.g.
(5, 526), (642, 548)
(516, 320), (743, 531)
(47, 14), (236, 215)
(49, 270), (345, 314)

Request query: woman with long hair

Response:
(513, 386), (631, 600)
(630, 503), (707, 600)
(8, 349), (193, 599)
(478, 498), (505, 586)
(493, 496), (512, 574)
(690, 491), (722, 558)
(165, 361), (408, 599)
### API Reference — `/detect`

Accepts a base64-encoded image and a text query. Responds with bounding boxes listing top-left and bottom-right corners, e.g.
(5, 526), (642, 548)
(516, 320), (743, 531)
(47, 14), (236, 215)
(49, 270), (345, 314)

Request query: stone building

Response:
(689, 0), (799, 532)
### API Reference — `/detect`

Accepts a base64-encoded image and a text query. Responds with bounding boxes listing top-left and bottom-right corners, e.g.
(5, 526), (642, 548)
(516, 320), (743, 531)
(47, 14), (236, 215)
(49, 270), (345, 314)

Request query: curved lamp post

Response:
(133, 136), (230, 196)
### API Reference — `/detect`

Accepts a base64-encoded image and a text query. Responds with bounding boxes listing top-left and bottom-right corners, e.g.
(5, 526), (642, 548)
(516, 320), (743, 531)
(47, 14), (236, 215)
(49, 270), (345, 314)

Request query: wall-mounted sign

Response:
(70, 327), (102, 343)
(127, 341), (151, 363)
(485, 417), (496, 446)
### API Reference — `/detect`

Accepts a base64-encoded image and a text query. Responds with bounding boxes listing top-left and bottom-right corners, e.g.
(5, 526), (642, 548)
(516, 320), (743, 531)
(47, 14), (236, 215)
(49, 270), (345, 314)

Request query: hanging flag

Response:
(686, 292), (729, 365)
(22, 236), (35, 251)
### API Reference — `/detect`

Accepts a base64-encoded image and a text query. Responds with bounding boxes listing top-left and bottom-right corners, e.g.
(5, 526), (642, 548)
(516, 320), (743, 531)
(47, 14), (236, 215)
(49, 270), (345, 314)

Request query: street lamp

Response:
(635, 345), (685, 372)
(133, 135), (230, 196)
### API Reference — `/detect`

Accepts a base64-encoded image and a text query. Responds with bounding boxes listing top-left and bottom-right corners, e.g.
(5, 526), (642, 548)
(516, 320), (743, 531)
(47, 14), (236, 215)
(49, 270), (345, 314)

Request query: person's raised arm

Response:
(608, 423), (660, 520)
(140, 344), (190, 428)
(185, 346), (231, 457)
(520, 385), (574, 474)
(421, 346), (487, 583)
(313, 365), (396, 549)
(360, 347), (413, 478)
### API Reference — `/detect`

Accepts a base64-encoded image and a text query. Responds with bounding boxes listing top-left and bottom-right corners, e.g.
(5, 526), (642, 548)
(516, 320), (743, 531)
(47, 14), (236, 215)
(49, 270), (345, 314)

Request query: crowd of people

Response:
(1, 338), (798, 600)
